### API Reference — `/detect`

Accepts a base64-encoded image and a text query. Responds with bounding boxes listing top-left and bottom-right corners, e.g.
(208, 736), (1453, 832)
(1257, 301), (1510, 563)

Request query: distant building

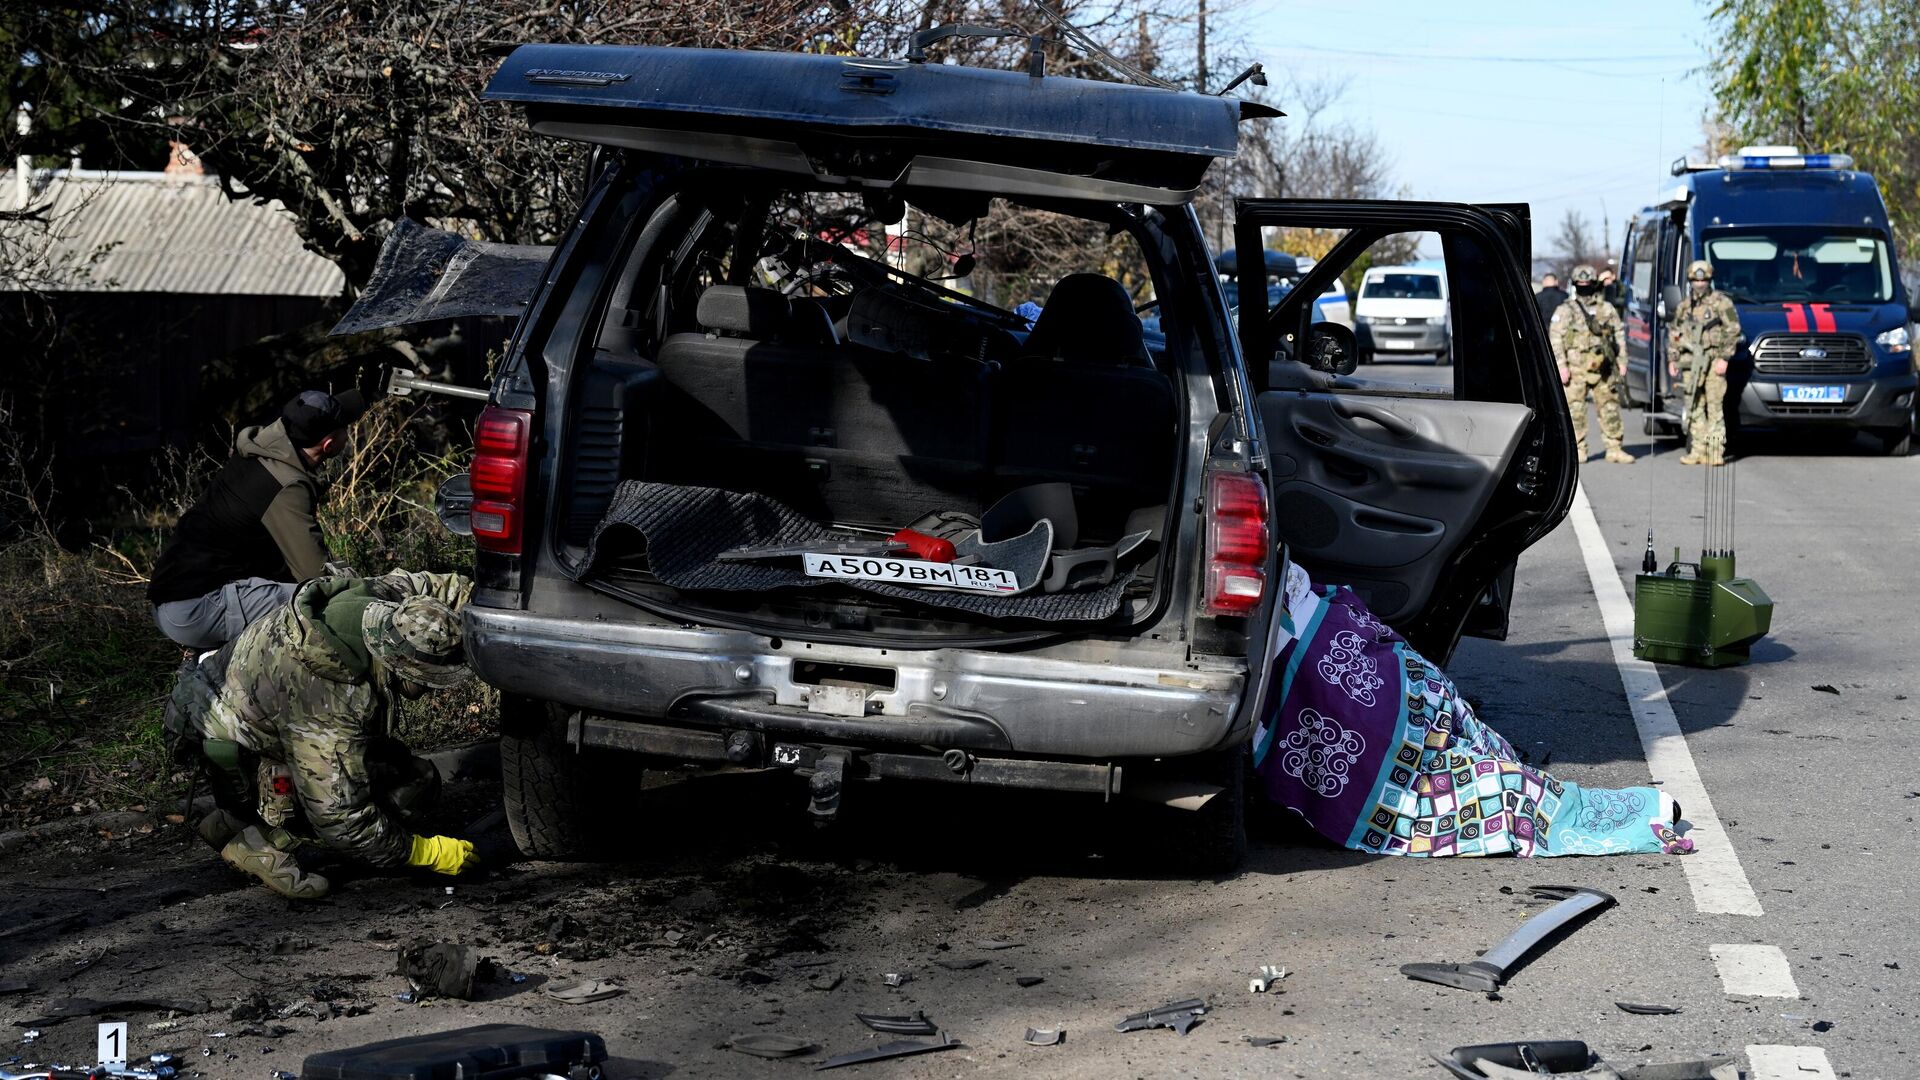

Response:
(0, 164), (343, 462)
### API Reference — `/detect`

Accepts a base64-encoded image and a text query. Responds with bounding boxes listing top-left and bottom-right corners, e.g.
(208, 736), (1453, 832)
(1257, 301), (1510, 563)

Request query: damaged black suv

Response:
(345, 40), (1576, 871)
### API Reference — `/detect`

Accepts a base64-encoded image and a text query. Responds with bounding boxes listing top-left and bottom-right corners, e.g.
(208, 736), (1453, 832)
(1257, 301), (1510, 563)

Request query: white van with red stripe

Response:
(1617, 146), (1918, 454)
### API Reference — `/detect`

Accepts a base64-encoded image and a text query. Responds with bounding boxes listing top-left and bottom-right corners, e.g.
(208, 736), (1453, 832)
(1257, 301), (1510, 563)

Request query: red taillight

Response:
(1202, 471), (1269, 616)
(469, 406), (532, 554)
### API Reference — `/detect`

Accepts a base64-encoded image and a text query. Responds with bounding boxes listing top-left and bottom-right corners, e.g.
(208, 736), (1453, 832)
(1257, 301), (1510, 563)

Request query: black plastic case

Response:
(300, 1024), (608, 1080)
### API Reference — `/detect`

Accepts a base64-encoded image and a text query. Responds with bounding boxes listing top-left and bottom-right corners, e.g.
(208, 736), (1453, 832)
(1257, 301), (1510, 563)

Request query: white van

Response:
(1355, 264), (1450, 365)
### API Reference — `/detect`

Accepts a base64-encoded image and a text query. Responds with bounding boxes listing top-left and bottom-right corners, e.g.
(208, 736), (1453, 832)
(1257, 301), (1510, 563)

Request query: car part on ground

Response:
(1113, 998), (1208, 1036)
(1614, 1002), (1683, 1015)
(813, 1034), (962, 1070)
(1023, 1028), (1064, 1047)
(1248, 965), (1289, 993)
(299, 1023), (606, 1080)
(1401, 886), (1616, 993)
(725, 1034), (816, 1060)
(854, 1012), (937, 1036)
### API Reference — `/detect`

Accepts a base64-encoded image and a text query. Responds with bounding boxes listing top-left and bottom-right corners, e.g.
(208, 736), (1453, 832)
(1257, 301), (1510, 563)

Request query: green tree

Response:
(1706, 0), (1920, 267)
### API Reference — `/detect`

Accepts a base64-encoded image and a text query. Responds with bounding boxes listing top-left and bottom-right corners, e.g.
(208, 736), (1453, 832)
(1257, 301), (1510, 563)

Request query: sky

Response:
(1236, 1), (1717, 264)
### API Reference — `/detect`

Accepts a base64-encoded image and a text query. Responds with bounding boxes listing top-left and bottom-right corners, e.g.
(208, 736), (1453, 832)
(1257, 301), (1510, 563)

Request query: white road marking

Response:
(1567, 484), (1764, 916)
(1710, 943), (1801, 997)
(1746, 1045), (1837, 1080)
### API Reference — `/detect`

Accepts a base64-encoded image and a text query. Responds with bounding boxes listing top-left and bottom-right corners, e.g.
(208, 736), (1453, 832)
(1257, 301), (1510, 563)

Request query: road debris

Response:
(1402, 886), (1616, 993)
(1615, 1002), (1683, 1015)
(854, 1012), (937, 1036)
(1244, 1036), (1287, 1047)
(807, 973), (843, 992)
(1432, 1040), (1596, 1079)
(1113, 998), (1207, 1036)
(932, 957), (986, 971)
(0, 982), (28, 996)
(974, 940), (1021, 951)
(726, 1034), (816, 1060)
(813, 1033), (961, 1071)
(540, 978), (622, 1005)
(1811, 684), (1840, 695)
(1015, 976), (1044, 988)
(1248, 965), (1289, 993)
(1023, 1028), (1063, 1047)
(881, 973), (911, 988)
(395, 940), (479, 1000)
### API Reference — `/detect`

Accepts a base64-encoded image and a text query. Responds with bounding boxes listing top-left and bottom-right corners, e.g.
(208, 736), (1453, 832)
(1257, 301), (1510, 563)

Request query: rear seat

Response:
(649, 285), (992, 522)
(993, 274), (1177, 531)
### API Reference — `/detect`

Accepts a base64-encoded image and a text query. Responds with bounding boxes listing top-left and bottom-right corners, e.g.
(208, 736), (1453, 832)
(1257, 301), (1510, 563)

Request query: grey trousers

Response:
(153, 577), (298, 650)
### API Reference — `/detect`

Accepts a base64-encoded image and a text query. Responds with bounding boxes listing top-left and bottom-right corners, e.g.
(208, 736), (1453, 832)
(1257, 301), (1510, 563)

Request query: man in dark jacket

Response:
(1534, 272), (1568, 327)
(149, 389), (366, 649)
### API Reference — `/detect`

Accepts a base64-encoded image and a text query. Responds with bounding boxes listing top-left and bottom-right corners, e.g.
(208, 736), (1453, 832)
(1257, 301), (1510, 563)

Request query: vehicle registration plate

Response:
(802, 553), (1019, 593)
(1781, 384), (1845, 403)
(1380, 337), (1414, 349)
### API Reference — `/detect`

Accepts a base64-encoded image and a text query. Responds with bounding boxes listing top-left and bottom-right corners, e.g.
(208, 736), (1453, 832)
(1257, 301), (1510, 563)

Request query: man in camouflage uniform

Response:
(1551, 264), (1633, 464)
(166, 569), (482, 897)
(1667, 259), (1742, 466)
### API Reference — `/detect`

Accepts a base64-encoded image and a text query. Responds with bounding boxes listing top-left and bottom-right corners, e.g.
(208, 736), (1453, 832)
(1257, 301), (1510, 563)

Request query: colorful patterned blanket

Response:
(1252, 573), (1689, 858)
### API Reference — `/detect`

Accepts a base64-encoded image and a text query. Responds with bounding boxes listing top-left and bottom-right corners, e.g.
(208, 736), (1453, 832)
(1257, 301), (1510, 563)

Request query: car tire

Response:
(1357, 349), (1374, 366)
(1879, 425), (1913, 456)
(500, 695), (622, 859)
(1129, 743), (1249, 875)
(1434, 349), (1452, 368)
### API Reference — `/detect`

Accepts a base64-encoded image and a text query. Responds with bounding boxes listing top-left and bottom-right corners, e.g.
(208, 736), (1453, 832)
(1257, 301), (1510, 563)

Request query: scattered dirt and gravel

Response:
(2, 752), (1721, 1079)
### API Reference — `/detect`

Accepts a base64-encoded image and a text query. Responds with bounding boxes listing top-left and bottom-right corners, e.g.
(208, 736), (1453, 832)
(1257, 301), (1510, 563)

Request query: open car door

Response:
(1235, 199), (1576, 663)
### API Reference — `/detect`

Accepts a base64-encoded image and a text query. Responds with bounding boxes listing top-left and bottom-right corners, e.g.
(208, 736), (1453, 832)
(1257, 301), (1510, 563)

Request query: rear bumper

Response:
(465, 607), (1247, 760)
(1738, 371), (1917, 429)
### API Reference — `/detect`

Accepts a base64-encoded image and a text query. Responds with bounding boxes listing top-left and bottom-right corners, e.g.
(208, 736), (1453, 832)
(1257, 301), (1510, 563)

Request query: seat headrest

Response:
(697, 285), (792, 337)
(1020, 274), (1151, 367)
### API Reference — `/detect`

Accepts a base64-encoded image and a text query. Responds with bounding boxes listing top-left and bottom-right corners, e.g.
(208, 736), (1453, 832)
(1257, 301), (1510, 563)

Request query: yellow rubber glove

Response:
(408, 834), (480, 876)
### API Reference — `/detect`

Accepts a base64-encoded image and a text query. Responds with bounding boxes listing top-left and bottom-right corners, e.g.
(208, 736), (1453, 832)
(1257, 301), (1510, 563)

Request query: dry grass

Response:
(0, 397), (490, 830)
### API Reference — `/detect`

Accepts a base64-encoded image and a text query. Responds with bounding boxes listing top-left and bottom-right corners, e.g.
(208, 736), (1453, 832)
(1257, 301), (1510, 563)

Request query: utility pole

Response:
(1195, 0), (1208, 94)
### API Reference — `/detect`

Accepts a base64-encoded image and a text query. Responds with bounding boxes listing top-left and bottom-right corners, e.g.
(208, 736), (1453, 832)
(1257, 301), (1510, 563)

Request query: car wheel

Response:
(500, 695), (624, 859)
(1127, 743), (1249, 875)
(1879, 425), (1913, 456)
(1434, 349), (1452, 367)
(1357, 349), (1374, 366)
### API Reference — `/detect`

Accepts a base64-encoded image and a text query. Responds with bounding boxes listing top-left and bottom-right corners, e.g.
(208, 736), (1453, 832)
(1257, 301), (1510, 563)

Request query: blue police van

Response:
(1618, 146), (1918, 454)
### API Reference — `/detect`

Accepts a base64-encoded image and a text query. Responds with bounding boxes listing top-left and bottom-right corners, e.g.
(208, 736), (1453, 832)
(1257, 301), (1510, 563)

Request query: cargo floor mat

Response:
(580, 482), (1133, 621)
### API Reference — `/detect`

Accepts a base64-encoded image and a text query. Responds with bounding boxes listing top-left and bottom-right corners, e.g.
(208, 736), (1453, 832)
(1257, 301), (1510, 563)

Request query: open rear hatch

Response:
(481, 43), (1245, 204)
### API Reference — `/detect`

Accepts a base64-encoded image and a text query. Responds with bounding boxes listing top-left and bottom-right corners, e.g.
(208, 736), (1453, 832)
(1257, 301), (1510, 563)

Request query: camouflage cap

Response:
(363, 596), (470, 689)
(1687, 259), (1714, 281)
(1570, 265), (1598, 284)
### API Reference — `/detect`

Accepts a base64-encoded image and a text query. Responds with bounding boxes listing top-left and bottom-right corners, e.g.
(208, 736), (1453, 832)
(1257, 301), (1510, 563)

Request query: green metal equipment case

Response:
(1633, 553), (1772, 668)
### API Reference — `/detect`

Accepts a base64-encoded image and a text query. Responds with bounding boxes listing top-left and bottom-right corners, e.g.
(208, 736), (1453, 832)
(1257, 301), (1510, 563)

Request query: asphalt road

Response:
(2, 360), (1913, 1078)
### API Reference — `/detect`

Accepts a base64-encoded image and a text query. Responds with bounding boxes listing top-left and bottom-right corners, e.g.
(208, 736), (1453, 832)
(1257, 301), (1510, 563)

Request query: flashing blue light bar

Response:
(1717, 152), (1854, 171)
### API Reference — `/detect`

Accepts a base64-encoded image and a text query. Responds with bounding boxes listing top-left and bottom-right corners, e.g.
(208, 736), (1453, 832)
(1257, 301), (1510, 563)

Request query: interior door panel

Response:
(1259, 390), (1532, 623)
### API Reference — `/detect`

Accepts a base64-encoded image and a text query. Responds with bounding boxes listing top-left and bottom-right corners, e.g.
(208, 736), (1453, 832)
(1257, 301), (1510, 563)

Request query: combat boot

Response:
(1678, 452), (1703, 465)
(221, 824), (330, 899)
(1604, 449), (1634, 464)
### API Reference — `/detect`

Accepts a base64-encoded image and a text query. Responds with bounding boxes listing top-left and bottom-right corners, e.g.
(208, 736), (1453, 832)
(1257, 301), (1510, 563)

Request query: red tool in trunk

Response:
(833, 524), (958, 563)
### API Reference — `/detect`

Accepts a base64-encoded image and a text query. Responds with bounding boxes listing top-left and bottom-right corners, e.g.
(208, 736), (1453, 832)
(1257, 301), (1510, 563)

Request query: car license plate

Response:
(1781, 384), (1845, 403)
(802, 553), (1019, 593)
(1380, 337), (1414, 349)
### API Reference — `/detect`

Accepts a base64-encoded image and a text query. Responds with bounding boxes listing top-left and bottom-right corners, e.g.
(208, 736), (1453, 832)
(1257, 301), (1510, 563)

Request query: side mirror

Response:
(1662, 284), (1685, 315)
(435, 472), (474, 537)
(1304, 320), (1359, 376)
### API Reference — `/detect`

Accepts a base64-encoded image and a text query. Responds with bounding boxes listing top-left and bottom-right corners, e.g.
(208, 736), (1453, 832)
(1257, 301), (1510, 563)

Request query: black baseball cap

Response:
(281, 388), (368, 446)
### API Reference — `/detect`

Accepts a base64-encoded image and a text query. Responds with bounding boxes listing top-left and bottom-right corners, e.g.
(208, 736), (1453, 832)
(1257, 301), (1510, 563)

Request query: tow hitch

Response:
(807, 748), (852, 821)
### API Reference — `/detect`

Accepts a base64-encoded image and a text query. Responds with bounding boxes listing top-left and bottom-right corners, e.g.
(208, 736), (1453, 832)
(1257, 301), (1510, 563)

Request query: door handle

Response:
(1332, 400), (1417, 438)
